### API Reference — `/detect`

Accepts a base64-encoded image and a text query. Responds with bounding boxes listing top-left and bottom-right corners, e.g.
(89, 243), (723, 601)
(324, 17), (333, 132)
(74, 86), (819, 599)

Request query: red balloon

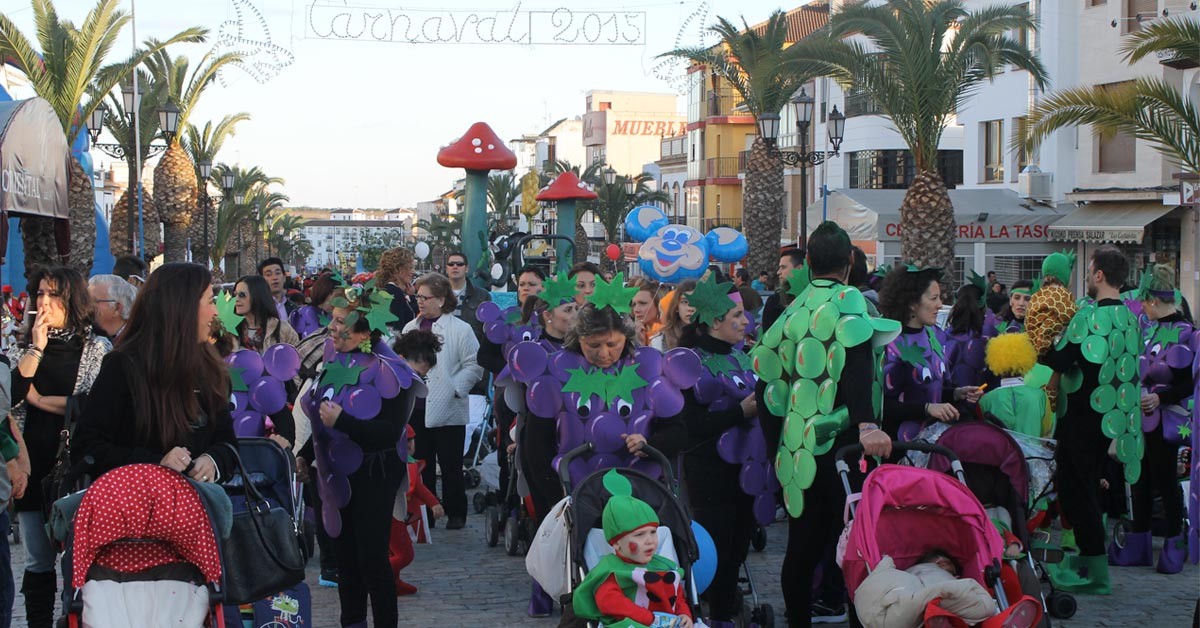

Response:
(605, 243), (621, 261)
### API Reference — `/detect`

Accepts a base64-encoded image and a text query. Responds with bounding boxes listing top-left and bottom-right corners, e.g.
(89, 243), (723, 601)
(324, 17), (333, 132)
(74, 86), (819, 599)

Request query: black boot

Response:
(21, 569), (57, 628)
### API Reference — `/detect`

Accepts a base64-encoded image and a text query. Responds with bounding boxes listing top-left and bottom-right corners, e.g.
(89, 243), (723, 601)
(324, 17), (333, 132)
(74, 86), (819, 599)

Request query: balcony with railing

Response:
(705, 89), (754, 119)
(705, 157), (741, 180)
(659, 135), (687, 165)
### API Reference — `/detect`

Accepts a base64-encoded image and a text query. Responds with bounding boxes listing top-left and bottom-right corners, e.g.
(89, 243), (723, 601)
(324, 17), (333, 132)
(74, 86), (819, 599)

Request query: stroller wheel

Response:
(473, 492), (487, 514)
(751, 525), (767, 552)
(752, 603), (774, 628)
(1111, 519), (1130, 549)
(1047, 592), (1076, 619)
(484, 506), (500, 547)
(464, 468), (481, 489)
(504, 515), (521, 556)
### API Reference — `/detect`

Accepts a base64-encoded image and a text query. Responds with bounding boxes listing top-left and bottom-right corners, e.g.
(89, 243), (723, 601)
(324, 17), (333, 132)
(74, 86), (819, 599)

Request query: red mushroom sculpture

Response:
(535, 171), (597, 272)
(437, 122), (517, 287)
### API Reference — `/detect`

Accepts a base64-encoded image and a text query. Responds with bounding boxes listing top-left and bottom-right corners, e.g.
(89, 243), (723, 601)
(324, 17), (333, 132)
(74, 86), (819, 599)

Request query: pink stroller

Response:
(836, 442), (1043, 628)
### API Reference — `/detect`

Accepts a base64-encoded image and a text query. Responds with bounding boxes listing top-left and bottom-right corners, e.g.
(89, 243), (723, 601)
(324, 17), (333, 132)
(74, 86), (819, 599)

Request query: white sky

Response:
(5, 0), (795, 208)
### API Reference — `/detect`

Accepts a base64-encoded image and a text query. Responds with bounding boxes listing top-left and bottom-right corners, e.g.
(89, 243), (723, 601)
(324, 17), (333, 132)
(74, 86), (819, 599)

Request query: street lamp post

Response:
(220, 171), (234, 273)
(234, 191), (246, 276)
(756, 87), (846, 248)
(198, 159), (212, 268)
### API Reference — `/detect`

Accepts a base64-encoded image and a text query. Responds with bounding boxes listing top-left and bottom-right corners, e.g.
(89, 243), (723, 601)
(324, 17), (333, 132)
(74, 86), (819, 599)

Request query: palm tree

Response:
(487, 172), (521, 236)
(793, 0), (1047, 269)
(0, 0), (204, 276)
(183, 113), (251, 265)
(101, 69), (164, 259)
(146, 45), (243, 262)
(210, 163), (281, 277)
(1023, 17), (1199, 173)
(662, 10), (828, 278)
(415, 215), (461, 268)
(267, 213), (306, 268)
(247, 189), (290, 267)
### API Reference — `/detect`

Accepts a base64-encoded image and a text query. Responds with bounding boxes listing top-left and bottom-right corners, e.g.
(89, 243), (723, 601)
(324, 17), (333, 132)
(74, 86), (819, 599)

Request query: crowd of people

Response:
(0, 221), (1193, 628)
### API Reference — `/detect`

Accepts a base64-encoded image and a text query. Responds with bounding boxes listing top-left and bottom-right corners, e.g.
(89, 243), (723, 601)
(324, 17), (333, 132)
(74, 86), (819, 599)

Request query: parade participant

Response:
(230, 275), (300, 352)
(1026, 251), (1079, 357)
(1041, 245), (1139, 594)
(87, 274), (135, 341)
(762, 248), (807, 331)
(987, 282), (1008, 314)
(750, 222), (900, 628)
(1108, 265), (1193, 574)
(978, 333), (1054, 438)
(676, 273), (766, 625)
(995, 280), (1032, 334)
(516, 266), (546, 305)
(377, 247), (418, 330)
(299, 279), (422, 627)
(11, 267), (110, 628)
(258, 257), (295, 321)
(944, 273), (992, 393)
(572, 470), (694, 628)
(570, 261), (603, 305)
(290, 272), (340, 338)
(650, 280), (697, 351)
(445, 251), (493, 344)
(630, 277), (663, 346)
(878, 266), (982, 441)
(401, 273), (483, 531)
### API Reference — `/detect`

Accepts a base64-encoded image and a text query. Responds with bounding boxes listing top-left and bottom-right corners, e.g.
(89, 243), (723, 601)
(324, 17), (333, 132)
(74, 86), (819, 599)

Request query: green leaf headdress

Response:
(540, 272), (578, 307)
(967, 270), (988, 308)
(1136, 265), (1181, 303)
(586, 272), (640, 315)
(687, 272), (737, 327)
(330, 278), (399, 341)
(216, 290), (244, 335)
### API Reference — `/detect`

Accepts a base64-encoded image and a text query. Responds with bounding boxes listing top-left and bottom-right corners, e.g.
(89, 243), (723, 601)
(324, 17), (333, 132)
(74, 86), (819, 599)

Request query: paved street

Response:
(8, 488), (1198, 627)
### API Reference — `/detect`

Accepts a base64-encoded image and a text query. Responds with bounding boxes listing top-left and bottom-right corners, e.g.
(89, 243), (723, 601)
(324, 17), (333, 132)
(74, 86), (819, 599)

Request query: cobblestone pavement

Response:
(9, 494), (1198, 627)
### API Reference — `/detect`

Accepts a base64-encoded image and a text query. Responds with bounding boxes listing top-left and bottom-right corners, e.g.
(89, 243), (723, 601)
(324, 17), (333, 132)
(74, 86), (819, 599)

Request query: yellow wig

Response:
(985, 333), (1038, 377)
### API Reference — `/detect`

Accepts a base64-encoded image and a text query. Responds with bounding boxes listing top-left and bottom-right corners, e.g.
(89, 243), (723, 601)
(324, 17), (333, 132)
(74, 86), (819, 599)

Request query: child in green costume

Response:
(572, 470), (694, 628)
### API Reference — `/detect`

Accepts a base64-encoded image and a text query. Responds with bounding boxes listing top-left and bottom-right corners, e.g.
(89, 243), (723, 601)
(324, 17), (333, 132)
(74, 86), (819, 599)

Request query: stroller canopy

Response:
(843, 465), (1004, 599)
(928, 421), (1030, 505)
(70, 464), (223, 588)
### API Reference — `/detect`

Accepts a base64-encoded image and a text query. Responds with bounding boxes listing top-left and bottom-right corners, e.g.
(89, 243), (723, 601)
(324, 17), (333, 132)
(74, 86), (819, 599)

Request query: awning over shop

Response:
(817, 188), (1069, 243)
(1046, 202), (1175, 244)
(0, 97), (68, 220)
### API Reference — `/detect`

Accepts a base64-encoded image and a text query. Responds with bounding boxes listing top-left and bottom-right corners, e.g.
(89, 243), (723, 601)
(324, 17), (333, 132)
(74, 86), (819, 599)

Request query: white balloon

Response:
(491, 263), (504, 281)
(414, 241), (430, 260)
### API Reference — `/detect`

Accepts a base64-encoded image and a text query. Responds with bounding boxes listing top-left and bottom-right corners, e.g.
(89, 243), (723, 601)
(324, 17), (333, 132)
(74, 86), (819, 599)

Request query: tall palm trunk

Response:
(108, 189), (162, 259)
(20, 217), (56, 279)
(67, 156), (96, 276)
(237, 221), (258, 274)
(898, 170), (955, 271)
(743, 137), (785, 282)
(153, 143), (198, 262)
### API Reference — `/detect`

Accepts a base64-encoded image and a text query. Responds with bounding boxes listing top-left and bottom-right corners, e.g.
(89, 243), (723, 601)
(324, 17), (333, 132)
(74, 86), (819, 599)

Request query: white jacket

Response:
(402, 314), (484, 428)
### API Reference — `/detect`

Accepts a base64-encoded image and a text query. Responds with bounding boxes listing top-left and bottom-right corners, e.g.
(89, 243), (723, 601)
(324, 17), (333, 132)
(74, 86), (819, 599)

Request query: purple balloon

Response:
(375, 360), (402, 398)
(250, 378), (287, 414)
(628, 412), (653, 438)
(263, 344), (301, 381)
(898, 420), (921, 443)
(477, 301), (502, 324)
(628, 458), (661, 480)
(717, 427), (749, 465)
(663, 348), (703, 389)
(228, 349), (264, 377)
(710, 397), (735, 413)
(567, 459), (589, 487)
(694, 374), (721, 405)
(747, 423), (768, 461)
(503, 384), (526, 413)
(589, 453), (621, 471)
(527, 376), (565, 418)
(557, 415), (585, 451)
(231, 391), (250, 414)
(739, 462), (769, 495)
(647, 378), (685, 417)
(1166, 344), (1195, 370)
(1143, 407), (1161, 432)
(327, 437), (365, 476)
(588, 412), (627, 454)
(344, 385), (382, 420)
(321, 504), (342, 538)
(232, 411), (264, 438)
(510, 342), (550, 383)
(485, 321), (510, 345)
(753, 493), (776, 526)
(633, 347), (663, 381)
(549, 351), (587, 382)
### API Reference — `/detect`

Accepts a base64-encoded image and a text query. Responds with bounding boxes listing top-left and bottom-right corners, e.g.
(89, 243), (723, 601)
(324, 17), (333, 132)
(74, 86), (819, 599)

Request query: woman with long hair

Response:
(650, 279), (697, 350)
(944, 280), (990, 392)
(629, 277), (663, 346)
(230, 275), (299, 352)
(377, 247), (417, 329)
(10, 267), (110, 628)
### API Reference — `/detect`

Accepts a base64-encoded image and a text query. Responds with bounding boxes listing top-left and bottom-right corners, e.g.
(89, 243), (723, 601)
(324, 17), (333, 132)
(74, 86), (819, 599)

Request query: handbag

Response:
(217, 443), (307, 605)
(40, 394), (90, 517)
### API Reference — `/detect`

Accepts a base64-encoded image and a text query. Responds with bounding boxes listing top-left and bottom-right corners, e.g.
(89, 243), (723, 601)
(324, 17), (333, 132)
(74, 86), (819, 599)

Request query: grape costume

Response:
(290, 305), (330, 339)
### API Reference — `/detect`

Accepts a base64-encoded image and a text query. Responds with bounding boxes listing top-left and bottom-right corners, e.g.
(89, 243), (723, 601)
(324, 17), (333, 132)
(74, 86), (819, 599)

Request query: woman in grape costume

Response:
(878, 267), (984, 443)
(1108, 265), (1194, 573)
(675, 274), (770, 626)
(299, 281), (424, 628)
(944, 272), (995, 395)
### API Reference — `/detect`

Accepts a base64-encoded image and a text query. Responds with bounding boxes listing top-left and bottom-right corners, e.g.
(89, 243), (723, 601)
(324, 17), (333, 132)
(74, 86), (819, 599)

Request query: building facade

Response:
(581, 90), (685, 177)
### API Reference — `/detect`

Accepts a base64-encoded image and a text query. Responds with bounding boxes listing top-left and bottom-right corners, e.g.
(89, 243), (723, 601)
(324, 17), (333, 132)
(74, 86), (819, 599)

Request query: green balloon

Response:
(1066, 316), (1089, 344)
(775, 447), (795, 485)
(785, 307), (811, 341)
(809, 286), (834, 307)
(793, 449), (817, 489)
(795, 337), (827, 379)
(1127, 408), (1141, 435)
(1062, 367), (1083, 394)
(782, 412), (805, 451)
(817, 379), (838, 415)
(1098, 359), (1116, 386)
(1111, 307), (1128, 331)
(1133, 430), (1145, 459)
(835, 288), (867, 316)
(783, 483), (805, 518)
(1116, 383), (1139, 413)
(1088, 308), (1113, 336)
(1108, 333), (1124, 359)
(835, 315), (873, 347)
(827, 343), (846, 381)
(1090, 384), (1117, 413)
(1082, 335), (1109, 364)
(1117, 354), (1138, 382)
(1101, 409), (1127, 438)
(810, 302), (839, 342)
(1116, 433), (1138, 463)
(779, 340), (797, 377)
(762, 318), (785, 348)
(752, 347), (782, 382)
(791, 379), (820, 419)
(1124, 329), (1140, 359)
(764, 379), (790, 416)
(1123, 461), (1141, 485)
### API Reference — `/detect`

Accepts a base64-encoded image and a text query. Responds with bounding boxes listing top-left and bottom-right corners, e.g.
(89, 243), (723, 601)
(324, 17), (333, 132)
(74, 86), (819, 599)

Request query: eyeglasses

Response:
(94, 299), (117, 305)
(415, 294), (439, 302)
(446, 261), (467, 267)
(235, 291), (249, 298)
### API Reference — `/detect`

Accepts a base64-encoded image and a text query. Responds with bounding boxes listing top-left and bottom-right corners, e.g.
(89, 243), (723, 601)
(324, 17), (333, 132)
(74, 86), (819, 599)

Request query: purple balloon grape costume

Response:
(503, 273), (701, 487)
(1139, 319), (1195, 443)
(493, 272), (577, 413)
(944, 271), (995, 391)
(215, 289), (304, 438)
(290, 305), (330, 339)
(298, 281), (425, 537)
(883, 325), (949, 444)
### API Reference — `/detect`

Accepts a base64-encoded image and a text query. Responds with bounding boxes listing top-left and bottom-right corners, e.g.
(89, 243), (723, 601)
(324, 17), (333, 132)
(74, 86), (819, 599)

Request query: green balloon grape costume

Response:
(751, 272), (900, 517)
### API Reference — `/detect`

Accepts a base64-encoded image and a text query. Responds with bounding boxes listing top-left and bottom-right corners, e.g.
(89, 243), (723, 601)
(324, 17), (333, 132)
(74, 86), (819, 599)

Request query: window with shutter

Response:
(1126, 0), (1157, 32)
(1097, 131), (1136, 172)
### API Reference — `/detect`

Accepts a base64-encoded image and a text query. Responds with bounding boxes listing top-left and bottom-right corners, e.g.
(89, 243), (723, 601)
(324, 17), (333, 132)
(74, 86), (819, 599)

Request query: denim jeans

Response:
(0, 511), (13, 628)
(16, 511), (55, 573)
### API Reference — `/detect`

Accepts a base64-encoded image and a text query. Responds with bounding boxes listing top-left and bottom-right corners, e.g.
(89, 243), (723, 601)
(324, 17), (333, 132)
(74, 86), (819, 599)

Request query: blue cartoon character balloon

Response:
(625, 205), (748, 283)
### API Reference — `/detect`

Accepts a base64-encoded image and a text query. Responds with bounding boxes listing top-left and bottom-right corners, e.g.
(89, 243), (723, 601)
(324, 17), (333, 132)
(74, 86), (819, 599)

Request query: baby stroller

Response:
(464, 389), (497, 490)
(837, 442), (1044, 628)
(559, 442), (703, 627)
(926, 421), (1076, 623)
(484, 449), (539, 556)
(60, 463), (227, 628)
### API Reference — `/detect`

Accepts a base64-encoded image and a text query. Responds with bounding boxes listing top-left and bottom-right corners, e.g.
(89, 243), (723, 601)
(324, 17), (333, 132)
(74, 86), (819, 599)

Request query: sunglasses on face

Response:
(236, 291), (249, 298)
(446, 261), (466, 267)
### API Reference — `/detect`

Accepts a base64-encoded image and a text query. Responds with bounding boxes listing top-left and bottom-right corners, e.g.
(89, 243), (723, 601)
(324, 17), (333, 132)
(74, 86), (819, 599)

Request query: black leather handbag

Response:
(217, 443), (307, 604)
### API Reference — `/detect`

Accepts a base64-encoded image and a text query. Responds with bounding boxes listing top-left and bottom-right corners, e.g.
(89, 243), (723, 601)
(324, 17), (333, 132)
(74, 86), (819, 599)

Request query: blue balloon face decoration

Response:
(624, 205), (748, 283)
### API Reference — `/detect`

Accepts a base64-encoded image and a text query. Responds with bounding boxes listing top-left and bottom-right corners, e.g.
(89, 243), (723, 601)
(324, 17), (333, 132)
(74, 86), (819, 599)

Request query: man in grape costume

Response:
(1107, 265), (1194, 573)
(750, 222), (900, 625)
(1040, 245), (1138, 594)
(572, 470), (693, 628)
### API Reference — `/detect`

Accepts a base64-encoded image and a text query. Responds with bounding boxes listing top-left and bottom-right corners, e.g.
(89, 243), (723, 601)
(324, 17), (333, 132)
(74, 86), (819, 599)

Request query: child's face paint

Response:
(612, 526), (659, 564)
